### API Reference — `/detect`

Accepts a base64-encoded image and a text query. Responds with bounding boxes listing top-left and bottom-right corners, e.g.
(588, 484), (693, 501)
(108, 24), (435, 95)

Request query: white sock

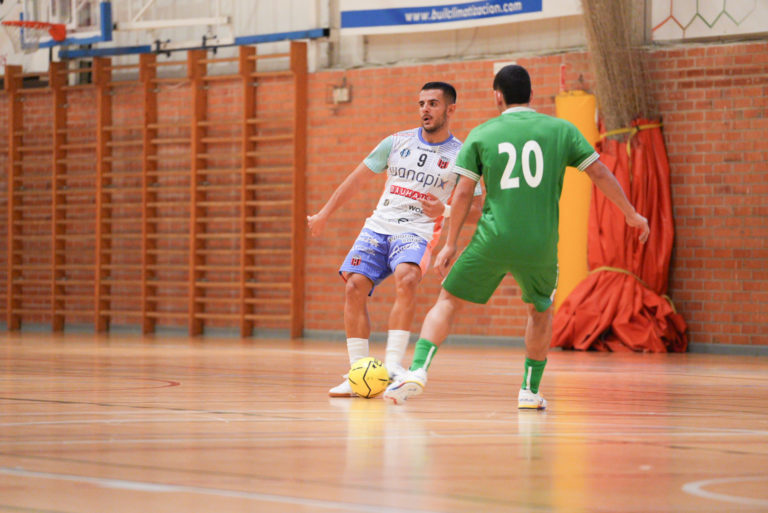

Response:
(346, 338), (369, 366)
(385, 330), (410, 368)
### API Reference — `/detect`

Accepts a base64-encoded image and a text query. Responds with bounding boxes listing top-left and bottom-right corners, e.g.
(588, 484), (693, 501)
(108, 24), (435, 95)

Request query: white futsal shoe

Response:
(328, 375), (357, 398)
(518, 388), (547, 410)
(382, 368), (427, 405)
(386, 362), (407, 383)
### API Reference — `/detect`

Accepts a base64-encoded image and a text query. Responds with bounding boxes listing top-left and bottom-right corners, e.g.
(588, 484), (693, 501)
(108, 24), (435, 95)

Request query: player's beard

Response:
(422, 109), (447, 133)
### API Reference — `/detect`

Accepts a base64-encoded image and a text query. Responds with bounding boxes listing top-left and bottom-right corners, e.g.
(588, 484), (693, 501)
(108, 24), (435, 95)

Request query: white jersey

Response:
(362, 128), (464, 243)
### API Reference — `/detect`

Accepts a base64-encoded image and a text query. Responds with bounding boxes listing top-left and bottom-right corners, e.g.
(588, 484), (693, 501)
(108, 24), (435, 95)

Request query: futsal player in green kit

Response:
(384, 64), (650, 409)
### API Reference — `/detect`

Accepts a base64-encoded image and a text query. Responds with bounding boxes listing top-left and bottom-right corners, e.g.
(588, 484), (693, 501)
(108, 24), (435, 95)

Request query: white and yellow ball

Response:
(348, 357), (389, 398)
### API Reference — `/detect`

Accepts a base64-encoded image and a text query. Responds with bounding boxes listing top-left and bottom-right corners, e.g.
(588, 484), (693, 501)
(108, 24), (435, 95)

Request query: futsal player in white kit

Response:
(307, 82), (481, 397)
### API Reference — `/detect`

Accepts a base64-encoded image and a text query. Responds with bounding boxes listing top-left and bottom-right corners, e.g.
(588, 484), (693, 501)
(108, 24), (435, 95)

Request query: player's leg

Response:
(513, 264), (558, 410)
(384, 245), (504, 404)
(344, 272), (374, 341)
(383, 233), (430, 379)
(518, 304), (552, 409)
(417, 287), (465, 351)
(329, 272), (374, 397)
(388, 263), (421, 329)
(331, 229), (389, 397)
(525, 304), (552, 361)
(382, 288), (467, 404)
(343, 270), (374, 363)
(385, 262), (422, 378)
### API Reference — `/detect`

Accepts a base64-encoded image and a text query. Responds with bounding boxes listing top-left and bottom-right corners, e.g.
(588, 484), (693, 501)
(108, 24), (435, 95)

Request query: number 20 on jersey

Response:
(499, 141), (544, 189)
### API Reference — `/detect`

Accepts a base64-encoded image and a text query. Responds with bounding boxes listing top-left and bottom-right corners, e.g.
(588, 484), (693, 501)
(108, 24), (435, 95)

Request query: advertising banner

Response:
(340, 0), (582, 35)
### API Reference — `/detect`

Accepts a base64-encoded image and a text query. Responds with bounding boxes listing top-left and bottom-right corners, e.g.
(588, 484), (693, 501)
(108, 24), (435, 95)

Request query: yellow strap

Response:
(600, 127), (636, 139)
(589, 265), (678, 314)
(598, 122), (663, 162)
(599, 122), (663, 140)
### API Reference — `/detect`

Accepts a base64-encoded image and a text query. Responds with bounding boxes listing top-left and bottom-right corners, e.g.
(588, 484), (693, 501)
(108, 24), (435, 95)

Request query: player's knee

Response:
(345, 275), (371, 302)
(528, 304), (552, 322)
(437, 292), (463, 316)
(395, 268), (421, 295)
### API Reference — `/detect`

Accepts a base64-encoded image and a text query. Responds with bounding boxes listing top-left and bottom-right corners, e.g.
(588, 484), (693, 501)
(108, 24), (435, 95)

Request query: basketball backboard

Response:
(1, 1), (326, 71)
(7, 0), (240, 55)
(16, 0), (112, 48)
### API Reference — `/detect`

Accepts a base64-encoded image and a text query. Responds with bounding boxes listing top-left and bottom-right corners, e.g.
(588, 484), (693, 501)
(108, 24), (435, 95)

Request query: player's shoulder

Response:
(392, 128), (420, 141)
(450, 132), (463, 144)
(524, 111), (578, 132)
(386, 128), (419, 154)
(496, 110), (579, 134)
(442, 134), (463, 150)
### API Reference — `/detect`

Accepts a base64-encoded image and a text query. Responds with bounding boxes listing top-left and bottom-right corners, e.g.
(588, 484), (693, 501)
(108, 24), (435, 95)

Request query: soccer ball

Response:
(348, 357), (389, 398)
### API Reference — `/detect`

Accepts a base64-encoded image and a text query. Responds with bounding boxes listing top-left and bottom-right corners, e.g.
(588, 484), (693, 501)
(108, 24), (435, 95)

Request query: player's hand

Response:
(418, 193), (445, 219)
(434, 244), (457, 278)
(307, 213), (327, 237)
(626, 211), (650, 244)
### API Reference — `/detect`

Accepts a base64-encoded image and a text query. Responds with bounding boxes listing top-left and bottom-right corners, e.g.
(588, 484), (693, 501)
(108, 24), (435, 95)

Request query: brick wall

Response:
(305, 41), (767, 348)
(305, 58), (560, 340)
(648, 41), (768, 347)
(2, 39), (766, 346)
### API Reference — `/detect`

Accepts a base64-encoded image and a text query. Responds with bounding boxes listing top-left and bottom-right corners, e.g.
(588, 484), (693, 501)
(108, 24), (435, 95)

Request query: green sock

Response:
(410, 338), (438, 371)
(522, 358), (547, 393)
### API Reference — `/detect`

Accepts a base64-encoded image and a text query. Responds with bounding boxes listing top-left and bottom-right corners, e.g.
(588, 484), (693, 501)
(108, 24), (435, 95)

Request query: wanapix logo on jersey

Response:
(437, 157), (449, 169)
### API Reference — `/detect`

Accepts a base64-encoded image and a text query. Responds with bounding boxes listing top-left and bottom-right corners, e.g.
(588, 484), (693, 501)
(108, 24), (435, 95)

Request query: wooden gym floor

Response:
(0, 332), (766, 512)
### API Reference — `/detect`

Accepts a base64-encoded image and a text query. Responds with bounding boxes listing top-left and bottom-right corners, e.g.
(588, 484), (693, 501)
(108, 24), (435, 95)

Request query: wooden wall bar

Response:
(188, 49), (206, 336)
(290, 41), (307, 339)
(50, 62), (101, 332)
(0, 71), (9, 326)
(140, 53), (157, 334)
(0, 43), (307, 337)
(4, 65), (22, 331)
(239, 46), (257, 338)
(11, 68), (54, 327)
(93, 57), (111, 332)
(50, 61), (65, 332)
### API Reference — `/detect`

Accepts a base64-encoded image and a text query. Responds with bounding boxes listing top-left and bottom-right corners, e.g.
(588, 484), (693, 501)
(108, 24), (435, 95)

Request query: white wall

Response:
(0, 0), (592, 75)
(650, 0), (768, 41)
(336, 15), (586, 68)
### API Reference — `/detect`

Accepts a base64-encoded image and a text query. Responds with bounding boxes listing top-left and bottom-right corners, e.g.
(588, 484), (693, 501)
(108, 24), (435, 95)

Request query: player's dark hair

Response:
(493, 65), (532, 105)
(421, 81), (457, 104)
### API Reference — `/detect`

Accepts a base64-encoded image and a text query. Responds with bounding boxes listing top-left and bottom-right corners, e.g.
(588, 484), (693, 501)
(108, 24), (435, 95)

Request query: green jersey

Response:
(454, 107), (599, 265)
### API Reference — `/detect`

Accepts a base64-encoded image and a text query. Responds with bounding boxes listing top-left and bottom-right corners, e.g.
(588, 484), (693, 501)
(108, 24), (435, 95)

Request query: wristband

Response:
(443, 204), (451, 218)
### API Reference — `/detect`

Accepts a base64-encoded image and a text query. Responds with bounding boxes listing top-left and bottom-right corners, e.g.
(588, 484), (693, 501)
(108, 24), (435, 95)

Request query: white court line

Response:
(1, 409), (344, 417)
(3, 413), (768, 436)
(1, 428), (766, 447)
(682, 476), (768, 507)
(0, 466), (446, 513)
(0, 410), (213, 417)
(0, 418), (242, 427)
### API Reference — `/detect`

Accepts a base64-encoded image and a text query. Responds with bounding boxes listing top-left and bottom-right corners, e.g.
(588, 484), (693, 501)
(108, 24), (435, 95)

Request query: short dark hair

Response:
(493, 65), (531, 105)
(421, 81), (457, 104)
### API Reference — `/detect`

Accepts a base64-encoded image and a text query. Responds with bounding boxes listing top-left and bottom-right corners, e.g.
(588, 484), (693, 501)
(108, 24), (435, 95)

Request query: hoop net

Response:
(1, 20), (67, 54)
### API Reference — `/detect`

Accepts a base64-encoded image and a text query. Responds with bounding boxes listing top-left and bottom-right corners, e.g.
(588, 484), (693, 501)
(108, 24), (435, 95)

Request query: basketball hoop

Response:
(1, 20), (67, 53)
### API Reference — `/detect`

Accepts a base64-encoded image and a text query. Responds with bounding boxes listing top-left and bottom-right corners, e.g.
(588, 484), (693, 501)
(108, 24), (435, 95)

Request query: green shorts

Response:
(442, 244), (558, 312)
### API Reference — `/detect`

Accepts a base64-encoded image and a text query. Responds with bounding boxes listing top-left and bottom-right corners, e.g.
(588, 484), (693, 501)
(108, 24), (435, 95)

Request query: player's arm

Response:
(418, 193), (447, 218)
(307, 161), (373, 237)
(434, 175), (476, 277)
(420, 184), (483, 222)
(584, 159), (650, 243)
(465, 189), (483, 223)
